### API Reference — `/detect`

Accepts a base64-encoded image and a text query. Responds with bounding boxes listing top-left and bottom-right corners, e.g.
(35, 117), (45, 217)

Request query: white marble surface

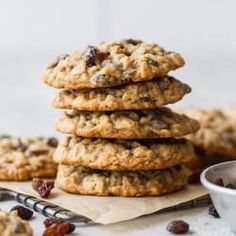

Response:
(0, 198), (235, 236)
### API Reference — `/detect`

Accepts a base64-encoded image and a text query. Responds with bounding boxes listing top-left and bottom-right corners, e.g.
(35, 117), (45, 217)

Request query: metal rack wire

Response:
(0, 187), (211, 224)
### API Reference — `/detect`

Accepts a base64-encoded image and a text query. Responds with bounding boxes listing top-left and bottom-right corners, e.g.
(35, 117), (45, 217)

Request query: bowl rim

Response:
(200, 160), (236, 196)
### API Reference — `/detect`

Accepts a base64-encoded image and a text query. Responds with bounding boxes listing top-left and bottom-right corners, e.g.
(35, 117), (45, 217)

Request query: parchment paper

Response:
(0, 181), (207, 224)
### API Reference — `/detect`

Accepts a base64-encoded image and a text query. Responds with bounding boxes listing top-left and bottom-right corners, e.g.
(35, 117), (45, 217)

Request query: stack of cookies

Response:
(42, 39), (199, 196)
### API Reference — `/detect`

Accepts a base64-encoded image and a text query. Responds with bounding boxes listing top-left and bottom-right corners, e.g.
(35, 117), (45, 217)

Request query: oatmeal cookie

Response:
(55, 108), (199, 139)
(54, 136), (194, 170)
(0, 211), (33, 236)
(43, 39), (185, 89)
(0, 135), (58, 181)
(178, 108), (236, 158)
(53, 76), (191, 111)
(56, 164), (189, 196)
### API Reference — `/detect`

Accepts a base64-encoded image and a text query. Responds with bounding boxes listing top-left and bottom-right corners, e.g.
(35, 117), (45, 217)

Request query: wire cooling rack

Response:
(0, 187), (211, 224)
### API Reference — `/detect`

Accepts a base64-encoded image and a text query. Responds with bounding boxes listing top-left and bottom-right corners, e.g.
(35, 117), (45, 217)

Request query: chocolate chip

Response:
(47, 138), (58, 148)
(10, 205), (33, 220)
(215, 178), (224, 186)
(29, 150), (49, 156)
(166, 220), (189, 234)
(83, 46), (107, 67)
(158, 79), (170, 93)
(208, 204), (220, 218)
(150, 120), (169, 129)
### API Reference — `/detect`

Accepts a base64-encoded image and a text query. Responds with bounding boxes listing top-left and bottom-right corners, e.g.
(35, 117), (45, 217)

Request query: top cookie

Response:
(42, 39), (185, 89)
(178, 108), (236, 158)
(0, 135), (58, 180)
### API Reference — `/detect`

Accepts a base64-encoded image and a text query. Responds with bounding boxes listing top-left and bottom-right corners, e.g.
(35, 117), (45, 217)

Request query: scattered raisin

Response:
(150, 120), (169, 129)
(208, 204), (220, 218)
(10, 205), (33, 220)
(43, 222), (75, 236)
(166, 220), (189, 234)
(44, 217), (61, 228)
(32, 178), (44, 191)
(215, 178), (224, 186)
(37, 180), (54, 198)
(29, 149), (49, 156)
(47, 137), (58, 148)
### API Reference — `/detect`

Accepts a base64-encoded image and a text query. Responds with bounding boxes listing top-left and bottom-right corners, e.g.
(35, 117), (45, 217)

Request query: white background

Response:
(0, 0), (236, 136)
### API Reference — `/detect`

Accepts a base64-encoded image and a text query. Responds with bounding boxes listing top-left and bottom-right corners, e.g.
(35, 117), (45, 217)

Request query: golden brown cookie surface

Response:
(0, 136), (58, 180)
(43, 39), (185, 89)
(56, 164), (189, 196)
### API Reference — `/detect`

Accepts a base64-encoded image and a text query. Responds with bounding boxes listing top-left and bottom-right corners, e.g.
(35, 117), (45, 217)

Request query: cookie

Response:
(55, 108), (199, 139)
(0, 211), (33, 236)
(178, 108), (236, 158)
(0, 136), (58, 181)
(54, 136), (194, 171)
(42, 39), (185, 89)
(53, 76), (191, 111)
(56, 164), (189, 196)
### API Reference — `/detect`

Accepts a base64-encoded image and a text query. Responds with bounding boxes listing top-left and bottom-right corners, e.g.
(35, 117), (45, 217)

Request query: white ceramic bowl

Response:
(201, 160), (236, 231)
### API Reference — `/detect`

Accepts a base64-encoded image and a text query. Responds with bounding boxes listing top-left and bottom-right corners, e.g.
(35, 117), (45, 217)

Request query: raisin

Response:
(32, 178), (44, 191)
(166, 220), (189, 234)
(83, 46), (107, 67)
(43, 222), (75, 236)
(215, 178), (224, 186)
(10, 205), (33, 220)
(92, 74), (117, 86)
(47, 137), (58, 148)
(44, 217), (61, 228)
(150, 120), (169, 129)
(208, 204), (220, 218)
(125, 39), (140, 45)
(37, 180), (54, 198)
(225, 183), (235, 189)
(29, 149), (49, 156)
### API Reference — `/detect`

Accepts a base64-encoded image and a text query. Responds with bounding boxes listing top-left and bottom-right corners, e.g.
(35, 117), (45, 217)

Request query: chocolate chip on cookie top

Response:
(43, 39), (185, 89)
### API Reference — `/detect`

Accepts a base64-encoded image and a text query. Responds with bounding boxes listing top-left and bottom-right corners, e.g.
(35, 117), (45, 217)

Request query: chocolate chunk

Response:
(166, 220), (189, 234)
